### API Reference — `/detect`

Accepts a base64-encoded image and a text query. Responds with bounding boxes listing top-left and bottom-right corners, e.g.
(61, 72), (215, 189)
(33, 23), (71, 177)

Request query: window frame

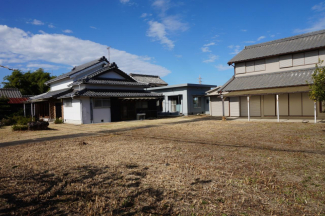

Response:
(93, 98), (111, 108)
(193, 96), (201, 108)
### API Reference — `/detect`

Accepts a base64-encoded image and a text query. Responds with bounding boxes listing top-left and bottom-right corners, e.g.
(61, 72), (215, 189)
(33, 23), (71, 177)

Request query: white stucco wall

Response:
(63, 99), (82, 124)
(50, 79), (73, 91)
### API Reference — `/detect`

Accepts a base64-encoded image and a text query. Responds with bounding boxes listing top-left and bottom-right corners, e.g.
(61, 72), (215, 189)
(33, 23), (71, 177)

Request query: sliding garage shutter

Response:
(230, 97), (240, 116)
(302, 92), (314, 116)
(210, 97), (229, 116)
(240, 96), (248, 116)
(263, 95), (275, 116)
(250, 96), (261, 116)
(279, 55), (293, 68)
(289, 93), (302, 116)
(279, 94), (289, 116)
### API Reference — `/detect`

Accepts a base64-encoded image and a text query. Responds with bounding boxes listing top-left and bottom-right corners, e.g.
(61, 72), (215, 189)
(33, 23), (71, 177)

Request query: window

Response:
(280, 50), (319, 69)
(321, 101), (325, 113)
(64, 98), (72, 107)
(94, 99), (110, 108)
(136, 101), (148, 109)
(280, 55), (293, 68)
(193, 96), (201, 108)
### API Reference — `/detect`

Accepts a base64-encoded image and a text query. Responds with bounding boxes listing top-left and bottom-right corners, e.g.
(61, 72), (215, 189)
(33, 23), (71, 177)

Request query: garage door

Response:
(250, 96), (261, 116)
(264, 95), (275, 116)
(289, 93), (302, 116)
(240, 96), (248, 116)
(210, 97), (229, 116)
(230, 97), (240, 116)
(302, 92), (314, 116)
(279, 94), (289, 116)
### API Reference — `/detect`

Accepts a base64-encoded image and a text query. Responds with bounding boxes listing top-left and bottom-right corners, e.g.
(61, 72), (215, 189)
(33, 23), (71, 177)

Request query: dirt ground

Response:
(0, 116), (325, 215)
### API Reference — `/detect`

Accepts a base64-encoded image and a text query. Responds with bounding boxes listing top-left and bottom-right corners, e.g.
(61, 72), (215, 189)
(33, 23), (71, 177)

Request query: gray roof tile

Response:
(58, 88), (163, 99)
(228, 29), (325, 64)
(222, 68), (314, 92)
(44, 56), (108, 85)
(29, 88), (72, 101)
(129, 73), (168, 86)
(0, 88), (22, 98)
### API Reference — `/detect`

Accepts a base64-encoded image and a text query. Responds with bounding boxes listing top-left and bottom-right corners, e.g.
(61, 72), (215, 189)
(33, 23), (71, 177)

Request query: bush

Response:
(1, 118), (15, 126)
(12, 125), (28, 131)
(28, 121), (49, 131)
(12, 116), (32, 126)
(54, 118), (63, 124)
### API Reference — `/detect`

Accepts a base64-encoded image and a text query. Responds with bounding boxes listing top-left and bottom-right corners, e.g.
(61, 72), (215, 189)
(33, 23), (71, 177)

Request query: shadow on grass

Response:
(0, 164), (173, 215)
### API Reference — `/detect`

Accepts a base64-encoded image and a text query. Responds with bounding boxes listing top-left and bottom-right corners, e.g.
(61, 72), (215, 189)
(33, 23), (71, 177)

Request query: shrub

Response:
(54, 118), (63, 124)
(12, 116), (31, 126)
(12, 125), (28, 131)
(1, 118), (15, 126)
(28, 121), (49, 131)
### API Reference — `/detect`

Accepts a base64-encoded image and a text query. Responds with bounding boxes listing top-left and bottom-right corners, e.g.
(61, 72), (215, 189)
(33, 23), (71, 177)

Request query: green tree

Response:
(308, 60), (325, 103)
(2, 68), (56, 95)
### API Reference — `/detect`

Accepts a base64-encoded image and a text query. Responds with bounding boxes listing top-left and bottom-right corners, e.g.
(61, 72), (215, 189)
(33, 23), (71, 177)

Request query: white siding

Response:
(250, 96), (261, 116)
(279, 55), (293, 68)
(246, 61), (255, 72)
(236, 63), (245, 74)
(50, 79), (73, 91)
(63, 99), (82, 124)
(293, 53), (305, 66)
(229, 97), (240, 116)
(254, 59), (265, 71)
(305, 50), (318, 65)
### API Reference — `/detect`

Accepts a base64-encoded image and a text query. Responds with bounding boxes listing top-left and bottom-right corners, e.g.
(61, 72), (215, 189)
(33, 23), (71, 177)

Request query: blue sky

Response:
(1, 0), (325, 87)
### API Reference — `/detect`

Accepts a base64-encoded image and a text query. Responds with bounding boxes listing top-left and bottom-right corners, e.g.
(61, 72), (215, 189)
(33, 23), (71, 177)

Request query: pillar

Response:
(276, 94), (280, 122)
(247, 96), (250, 122)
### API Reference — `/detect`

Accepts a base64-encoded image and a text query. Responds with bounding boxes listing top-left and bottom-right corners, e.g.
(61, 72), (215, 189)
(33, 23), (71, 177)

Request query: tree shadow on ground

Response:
(0, 164), (173, 215)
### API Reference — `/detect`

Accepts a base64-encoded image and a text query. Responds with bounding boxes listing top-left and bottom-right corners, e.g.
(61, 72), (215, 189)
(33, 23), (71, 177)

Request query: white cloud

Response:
(62, 29), (73, 33)
(270, 34), (275, 37)
(241, 29), (247, 32)
(244, 41), (256, 44)
(141, 13), (148, 18)
(90, 26), (97, 29)
(38, 30), (46, 34)
(152, 0), (170, 15)
(28, 19), (44, 26)
(229, 45), (241, 54)
(0, 25), (171, 77)
(204, 42), (215, 47)
(147, 21), (174, 49)
(257, 36), (266, 41)
(203, 54), (218, 63)
(120, 0), (130, 3)
(175, 54), (182, 58)
(48, 24), (55, 28)
(295, 16), (325, 33)
(162, 15), (188, 32)
(312, 2), (325, 11)
(215, 64), (232, 71)
(27, 63), (61, 70)
(201, 47), (211, 53)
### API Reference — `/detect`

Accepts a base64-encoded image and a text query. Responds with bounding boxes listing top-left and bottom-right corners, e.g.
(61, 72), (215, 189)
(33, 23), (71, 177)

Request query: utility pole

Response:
(198, 75), (202, 84)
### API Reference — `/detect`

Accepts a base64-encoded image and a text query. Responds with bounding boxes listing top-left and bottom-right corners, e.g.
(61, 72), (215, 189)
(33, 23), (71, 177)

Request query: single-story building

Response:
(0, 88), (31, 118)
(207, 29), (325, 121)
(148, 84), (216, 116)
(29, 57), (165, 124)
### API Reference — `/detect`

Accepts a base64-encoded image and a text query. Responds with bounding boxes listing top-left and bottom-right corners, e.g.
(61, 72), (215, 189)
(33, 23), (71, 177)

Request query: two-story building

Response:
(208, 30), (325, 120)
(29, 57), (165, 124)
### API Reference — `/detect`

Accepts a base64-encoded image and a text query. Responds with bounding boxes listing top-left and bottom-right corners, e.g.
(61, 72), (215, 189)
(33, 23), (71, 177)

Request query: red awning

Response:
(8, 98), (29, 104)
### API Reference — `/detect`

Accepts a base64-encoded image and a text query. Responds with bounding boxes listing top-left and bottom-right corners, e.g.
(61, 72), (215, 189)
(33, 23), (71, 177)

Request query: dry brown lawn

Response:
(0, 116), (325, 215)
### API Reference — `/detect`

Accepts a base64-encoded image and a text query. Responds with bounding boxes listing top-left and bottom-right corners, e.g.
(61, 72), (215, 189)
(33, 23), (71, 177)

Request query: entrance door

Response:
(55, 103), (62, 118)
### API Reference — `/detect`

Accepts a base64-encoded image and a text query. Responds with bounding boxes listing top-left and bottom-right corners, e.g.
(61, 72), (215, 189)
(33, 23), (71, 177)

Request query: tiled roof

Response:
(44, 56), (108, 85)
(228, 29), (325, 64)
(58, 88), (163, 99)
(84, 79), (149, 86)
(29, 88), (72, 101)
(0, 88), (22, 98)
(222, 68), (314, 92)
(8, 98), (29, 104)
(129, 73), (168, 86)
